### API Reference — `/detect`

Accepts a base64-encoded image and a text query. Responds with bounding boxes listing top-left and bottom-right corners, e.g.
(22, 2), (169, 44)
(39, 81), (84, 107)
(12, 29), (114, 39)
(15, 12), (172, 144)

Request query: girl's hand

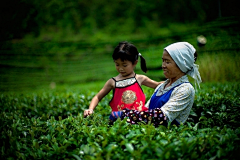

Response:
(159, 81), (164, 85)
(84, 109), (94, 117)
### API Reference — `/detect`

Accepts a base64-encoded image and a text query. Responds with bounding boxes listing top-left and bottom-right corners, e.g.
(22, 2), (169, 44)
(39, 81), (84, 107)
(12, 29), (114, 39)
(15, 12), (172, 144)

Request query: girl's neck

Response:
(117, 72), (135, 80)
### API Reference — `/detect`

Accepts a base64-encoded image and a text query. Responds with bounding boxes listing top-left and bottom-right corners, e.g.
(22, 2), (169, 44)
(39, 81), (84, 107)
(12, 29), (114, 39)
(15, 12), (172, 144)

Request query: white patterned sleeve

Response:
(160, 84), (195, 123)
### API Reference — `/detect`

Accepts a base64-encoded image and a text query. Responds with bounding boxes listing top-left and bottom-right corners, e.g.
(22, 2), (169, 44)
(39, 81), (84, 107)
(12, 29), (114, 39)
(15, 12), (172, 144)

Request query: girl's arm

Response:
(137, 74), (164, 89)
(84, 79), (114, 117)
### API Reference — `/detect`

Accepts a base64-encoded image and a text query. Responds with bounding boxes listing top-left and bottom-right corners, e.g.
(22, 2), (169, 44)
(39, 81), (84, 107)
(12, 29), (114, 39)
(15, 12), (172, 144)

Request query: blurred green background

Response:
(0, 0), (240, 93)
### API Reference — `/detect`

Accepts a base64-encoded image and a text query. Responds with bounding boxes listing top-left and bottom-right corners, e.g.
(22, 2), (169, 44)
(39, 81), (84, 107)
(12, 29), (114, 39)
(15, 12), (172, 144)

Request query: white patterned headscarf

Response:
(164, 42), (202, 89)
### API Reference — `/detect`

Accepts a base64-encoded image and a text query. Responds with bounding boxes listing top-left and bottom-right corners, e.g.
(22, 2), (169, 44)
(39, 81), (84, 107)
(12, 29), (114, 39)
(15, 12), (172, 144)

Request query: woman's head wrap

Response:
(164, 42), (202, 89)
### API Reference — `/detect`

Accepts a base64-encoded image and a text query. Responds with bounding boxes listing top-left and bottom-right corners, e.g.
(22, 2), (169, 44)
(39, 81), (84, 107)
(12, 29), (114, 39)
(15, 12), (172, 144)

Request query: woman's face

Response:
(162, 50), (184, 79)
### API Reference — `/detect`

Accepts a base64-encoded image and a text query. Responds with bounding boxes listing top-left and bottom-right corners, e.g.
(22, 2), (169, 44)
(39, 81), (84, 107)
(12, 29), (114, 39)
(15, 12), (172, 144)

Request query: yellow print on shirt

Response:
(136, 101), (143, 111)
(117, 104), (124, 111)
(122, 90), (137, 104)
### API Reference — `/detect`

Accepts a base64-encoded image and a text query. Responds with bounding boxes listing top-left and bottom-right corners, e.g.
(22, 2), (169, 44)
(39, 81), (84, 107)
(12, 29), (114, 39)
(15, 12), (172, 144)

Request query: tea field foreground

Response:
(1, 82), (240, 159)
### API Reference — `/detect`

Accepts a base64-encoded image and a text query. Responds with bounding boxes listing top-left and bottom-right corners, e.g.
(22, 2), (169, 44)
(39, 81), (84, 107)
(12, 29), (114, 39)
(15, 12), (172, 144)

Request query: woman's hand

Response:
(84, 109), (94, 117)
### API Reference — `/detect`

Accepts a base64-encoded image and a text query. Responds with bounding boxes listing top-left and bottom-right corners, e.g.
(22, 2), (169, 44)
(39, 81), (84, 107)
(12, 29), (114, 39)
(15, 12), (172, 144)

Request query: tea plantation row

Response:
(1, 83), (240, 159)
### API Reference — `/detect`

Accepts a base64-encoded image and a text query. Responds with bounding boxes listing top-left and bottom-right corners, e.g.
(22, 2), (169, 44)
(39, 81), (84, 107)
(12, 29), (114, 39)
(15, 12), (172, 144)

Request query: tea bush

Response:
(190, 83), (240, 129)
(1, 82), (240, 159)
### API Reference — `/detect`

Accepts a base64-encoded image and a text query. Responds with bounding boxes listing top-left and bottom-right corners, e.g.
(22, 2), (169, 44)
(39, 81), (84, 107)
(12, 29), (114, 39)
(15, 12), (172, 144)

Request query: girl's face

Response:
(114, 58), (137, 77)
(162, 50), (183, 79)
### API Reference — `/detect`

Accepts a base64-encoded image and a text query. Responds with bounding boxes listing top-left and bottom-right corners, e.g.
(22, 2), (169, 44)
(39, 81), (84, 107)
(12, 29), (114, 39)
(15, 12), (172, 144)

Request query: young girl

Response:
(83, 41), (162, 123)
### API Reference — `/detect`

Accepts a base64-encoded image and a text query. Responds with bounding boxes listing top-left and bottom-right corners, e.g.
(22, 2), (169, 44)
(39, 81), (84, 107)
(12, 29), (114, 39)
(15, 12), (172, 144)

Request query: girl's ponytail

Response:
(139, 53), (148, 73)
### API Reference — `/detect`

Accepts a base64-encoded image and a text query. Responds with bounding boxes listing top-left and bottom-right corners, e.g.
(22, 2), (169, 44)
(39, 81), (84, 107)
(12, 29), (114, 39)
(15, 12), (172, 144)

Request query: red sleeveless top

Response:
(109, 75), (148, 112)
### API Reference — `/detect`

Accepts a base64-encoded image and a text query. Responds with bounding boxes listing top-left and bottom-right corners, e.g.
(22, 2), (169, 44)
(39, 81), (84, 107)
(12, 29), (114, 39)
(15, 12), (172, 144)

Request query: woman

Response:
(121, 42), (202, 127)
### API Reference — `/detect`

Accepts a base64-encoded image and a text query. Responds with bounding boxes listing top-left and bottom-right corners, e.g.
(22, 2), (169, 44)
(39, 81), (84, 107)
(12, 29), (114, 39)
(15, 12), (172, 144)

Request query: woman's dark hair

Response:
(194, 51), (198, 62)
(112, 41), (147, 73)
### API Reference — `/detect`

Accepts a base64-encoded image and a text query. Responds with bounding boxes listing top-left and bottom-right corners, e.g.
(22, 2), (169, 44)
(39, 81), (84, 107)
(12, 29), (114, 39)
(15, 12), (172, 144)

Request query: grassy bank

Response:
(0, 18), (240, 93)
(198, 51), (240, 82)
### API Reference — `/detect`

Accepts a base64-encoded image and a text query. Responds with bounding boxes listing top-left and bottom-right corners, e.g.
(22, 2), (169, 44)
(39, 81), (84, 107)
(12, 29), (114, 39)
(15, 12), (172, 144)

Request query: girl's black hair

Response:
(112, 41), (148, 73)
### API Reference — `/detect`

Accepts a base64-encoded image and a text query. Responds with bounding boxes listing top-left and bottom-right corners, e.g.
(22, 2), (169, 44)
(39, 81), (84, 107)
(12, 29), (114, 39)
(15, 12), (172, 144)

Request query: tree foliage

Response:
(1, 0), (240, 40)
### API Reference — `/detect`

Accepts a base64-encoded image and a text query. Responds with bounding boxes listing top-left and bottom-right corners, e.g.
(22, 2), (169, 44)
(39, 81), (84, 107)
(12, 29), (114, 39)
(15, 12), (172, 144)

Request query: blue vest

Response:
(149, 83), (188, 125)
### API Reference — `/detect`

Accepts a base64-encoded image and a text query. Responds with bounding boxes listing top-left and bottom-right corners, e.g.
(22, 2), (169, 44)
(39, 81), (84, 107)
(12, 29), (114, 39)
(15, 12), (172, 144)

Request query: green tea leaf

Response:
(125, 143), (134, 153)
(72, 154), (82, 160)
